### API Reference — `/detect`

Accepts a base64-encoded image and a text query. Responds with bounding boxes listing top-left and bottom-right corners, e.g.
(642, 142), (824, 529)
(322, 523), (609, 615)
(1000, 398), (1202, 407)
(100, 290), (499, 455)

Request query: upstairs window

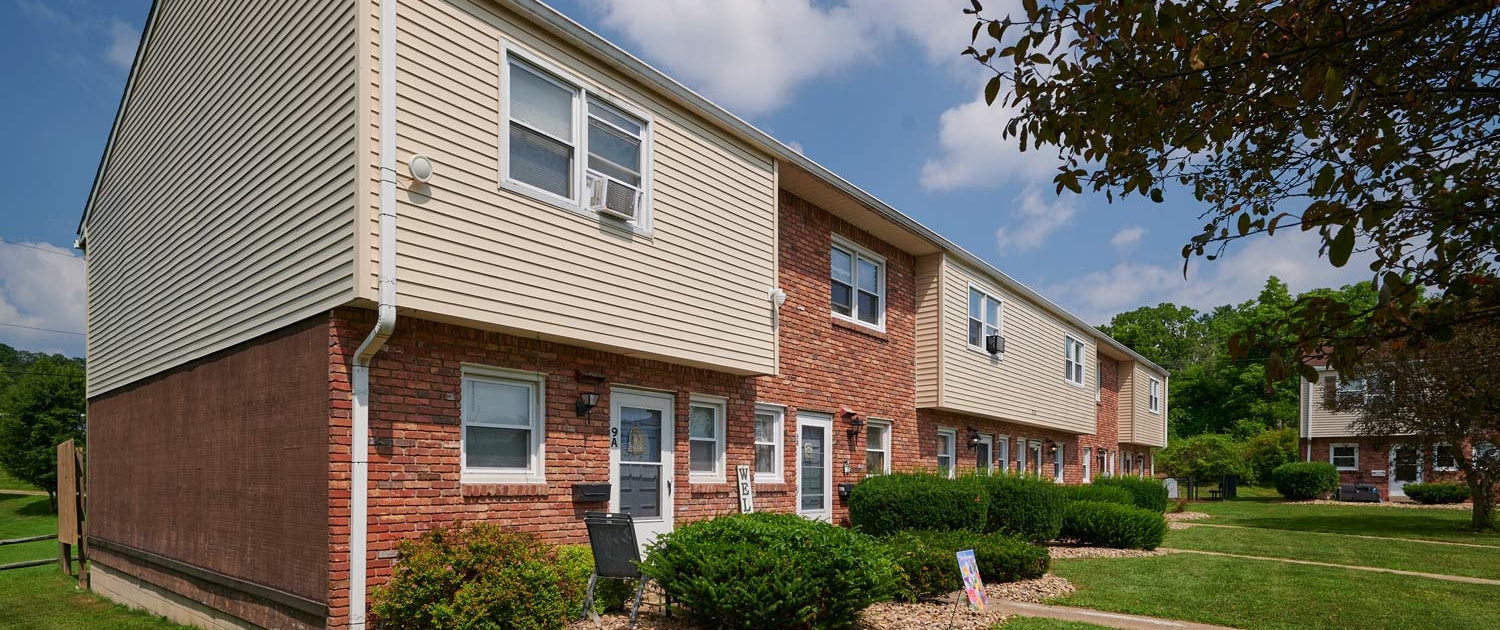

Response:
(968, 288), (1002, 353)
(1148, 378), (1162, 413)
(503, 49), (652, 232)
(1064, 336), (1086, 386)
(831, 239), (885, 328)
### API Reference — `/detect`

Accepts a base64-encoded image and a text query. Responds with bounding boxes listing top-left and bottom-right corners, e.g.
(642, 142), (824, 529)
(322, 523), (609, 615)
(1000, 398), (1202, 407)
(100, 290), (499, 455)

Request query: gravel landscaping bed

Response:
(1048, 544), (1166, 559)
(1165, 511), (1213, 521)
(1292, 499), (1472, 510)
(569, 576), (1079, 630)
(1168, 521), (1196, 530)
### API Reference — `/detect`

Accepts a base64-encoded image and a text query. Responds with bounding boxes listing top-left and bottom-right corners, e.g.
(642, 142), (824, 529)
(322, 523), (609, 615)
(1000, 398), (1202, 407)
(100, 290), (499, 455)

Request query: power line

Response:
(0, 322), (85, 336)
(0, 238), (80, 259)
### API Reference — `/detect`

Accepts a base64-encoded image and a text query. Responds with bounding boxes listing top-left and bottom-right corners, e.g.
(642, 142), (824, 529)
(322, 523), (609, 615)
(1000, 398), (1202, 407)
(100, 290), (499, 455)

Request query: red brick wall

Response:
(1307, 437), (1466, 497)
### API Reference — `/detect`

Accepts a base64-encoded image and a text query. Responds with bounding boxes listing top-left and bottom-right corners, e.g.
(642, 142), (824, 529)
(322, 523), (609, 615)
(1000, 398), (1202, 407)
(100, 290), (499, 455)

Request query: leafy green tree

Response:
(963, 0), (1500, 380)
(0, 358), (86, 509)
(1157, 433), (1251, 483)
(1243, 427), (1299, 487)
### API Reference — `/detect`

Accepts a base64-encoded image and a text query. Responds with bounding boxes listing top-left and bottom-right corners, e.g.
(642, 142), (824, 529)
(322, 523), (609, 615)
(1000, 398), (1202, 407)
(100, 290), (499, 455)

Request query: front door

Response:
(610, 389), (674, 544)
(797, 413), (833, 521)
(1389, 444), (1423, 497)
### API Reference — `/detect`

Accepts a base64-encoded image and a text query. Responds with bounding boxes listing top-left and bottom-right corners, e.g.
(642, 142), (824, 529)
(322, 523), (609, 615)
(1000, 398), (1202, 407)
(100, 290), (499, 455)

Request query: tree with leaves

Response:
(1325, 325), (1499, 531)
(963, 0), (1500, 381)
(0, 357), (86, 510)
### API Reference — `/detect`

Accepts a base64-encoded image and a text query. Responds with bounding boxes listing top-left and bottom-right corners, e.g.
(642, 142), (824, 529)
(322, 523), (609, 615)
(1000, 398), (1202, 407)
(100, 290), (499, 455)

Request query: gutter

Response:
(350, 0), (399, 627)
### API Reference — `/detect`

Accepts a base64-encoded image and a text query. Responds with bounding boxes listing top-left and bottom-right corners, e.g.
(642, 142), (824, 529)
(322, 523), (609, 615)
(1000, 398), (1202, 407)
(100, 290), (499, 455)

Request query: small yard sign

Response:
(735, 464), (755, 513)
(956, 549), (987, 611)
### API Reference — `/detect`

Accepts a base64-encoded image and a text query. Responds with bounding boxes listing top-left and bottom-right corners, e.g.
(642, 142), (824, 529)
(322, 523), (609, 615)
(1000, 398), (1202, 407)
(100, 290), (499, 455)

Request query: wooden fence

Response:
(57, 439), (87, 586)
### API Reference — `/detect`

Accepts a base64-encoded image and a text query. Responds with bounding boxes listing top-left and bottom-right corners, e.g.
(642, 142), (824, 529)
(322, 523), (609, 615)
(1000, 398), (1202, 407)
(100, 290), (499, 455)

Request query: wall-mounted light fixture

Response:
(967, 427), (981, 450)
(841, 407), (865, 438)
(576, 392), (600, 417)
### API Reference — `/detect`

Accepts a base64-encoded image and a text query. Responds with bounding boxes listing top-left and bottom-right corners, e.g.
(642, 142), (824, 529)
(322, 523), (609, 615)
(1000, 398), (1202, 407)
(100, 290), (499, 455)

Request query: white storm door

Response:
(797, 413), (833, 521)
(610, 389), (675, 544)
(1389, 444), (1423, 497)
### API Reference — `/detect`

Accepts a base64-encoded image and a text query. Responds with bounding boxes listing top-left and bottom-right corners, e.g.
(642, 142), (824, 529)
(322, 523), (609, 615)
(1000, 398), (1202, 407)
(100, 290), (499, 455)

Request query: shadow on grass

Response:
(1229, 512), (1481, 538)
(13, 496), (55, 517)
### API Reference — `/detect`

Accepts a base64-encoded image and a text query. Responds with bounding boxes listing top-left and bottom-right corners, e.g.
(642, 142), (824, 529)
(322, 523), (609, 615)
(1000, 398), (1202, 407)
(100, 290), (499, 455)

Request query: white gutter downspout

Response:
(350, 0), (398, 627)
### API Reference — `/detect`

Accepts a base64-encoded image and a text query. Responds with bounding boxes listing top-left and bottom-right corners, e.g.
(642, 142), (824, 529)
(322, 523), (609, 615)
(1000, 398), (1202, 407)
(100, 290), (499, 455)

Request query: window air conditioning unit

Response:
(985, 334), (1005, 355)
(586, 171), (641, 221)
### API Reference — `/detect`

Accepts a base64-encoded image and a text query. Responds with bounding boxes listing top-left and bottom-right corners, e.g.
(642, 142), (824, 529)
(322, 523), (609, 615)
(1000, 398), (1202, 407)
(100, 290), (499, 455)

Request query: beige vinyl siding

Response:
(84, 0), (357, 396)
(1305, 368), (1361, 438)
(931, 256), (1097, 434)
(379, 0), (776, 375)
(1118, 362), (1137, 441)
(1129, 364), (1167, 447)
(914, 254), (944, 407)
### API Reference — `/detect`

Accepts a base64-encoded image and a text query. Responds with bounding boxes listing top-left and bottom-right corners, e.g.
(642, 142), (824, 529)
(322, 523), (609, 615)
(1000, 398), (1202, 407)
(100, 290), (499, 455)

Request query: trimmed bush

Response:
(981, 474), (1068, 541)
(1060, 501), (1168, 550)
(639, 513), (898, 630)
(1062, 484), (1135, 506)
(1093, 476), (1170, 513)
(881, 530), (1049, 602)
(370, 522), (577, 630)
(1403, 482), (1471, 504)
(849, 472), (988, 536)
(1272, 461), (1340, 500)
(556, 545), (636, 615)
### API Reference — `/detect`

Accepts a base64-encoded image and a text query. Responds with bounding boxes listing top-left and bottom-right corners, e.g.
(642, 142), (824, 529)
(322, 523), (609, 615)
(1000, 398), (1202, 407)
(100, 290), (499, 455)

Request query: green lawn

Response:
(1164, 524), (1500, 579)
(0, 494), (57, 566)
(0, 469), (40, 493)
(1189, 497), (1500, 546)
(994, 617), (1114, 629)
(1050, 553), (1496, 630)
(0, 566), (191, 630)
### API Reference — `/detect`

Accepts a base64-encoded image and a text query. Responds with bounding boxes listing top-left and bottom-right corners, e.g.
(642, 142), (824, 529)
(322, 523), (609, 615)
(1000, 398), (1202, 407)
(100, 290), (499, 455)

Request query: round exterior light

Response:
(408, 154), (434, 183)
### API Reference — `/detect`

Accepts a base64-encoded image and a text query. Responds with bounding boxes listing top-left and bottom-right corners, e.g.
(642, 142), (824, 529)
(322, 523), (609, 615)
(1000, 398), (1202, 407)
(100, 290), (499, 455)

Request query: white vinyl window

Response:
(1082, 447), (1093, 483)
(866, 420), (892, 475)
(967, 288), (1003, 353)
(1337, 378), (1368, 401)
(461, 366), (546, 483)
(1015, 436), (1027, 473)
(1064, 336), (1086, 386)
(1054, 443), (1066, 483)
(1148, 378), (1162, 413)
(1331, 443), (1358, 471)
(830, 238), (885, 328)
(1434, 444), (1458, 472)
(1030, 440), (1044, 475)
(688, 396), (726, 481)
(753, 404), (784, 482)
(997, 436), (1011, 473)
(502, 47), (652, 232)
(936, 428), (957, 479)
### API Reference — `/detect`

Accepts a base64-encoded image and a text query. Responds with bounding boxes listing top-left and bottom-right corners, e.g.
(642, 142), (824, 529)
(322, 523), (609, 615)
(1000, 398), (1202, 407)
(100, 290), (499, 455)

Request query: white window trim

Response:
(1054, 443), (1066, 484)
(1433, 443), (1459, 472)
(996, 435), (1011, 473)
(499, 41), (656, 236)
(753, 403), (785, 484)
(1330, 443), (1359, 471)
(1030, 440), (1045, 476)
(688, 394), (727, 483)
(1015, 436), (1027, 473)
(865, 419), (892, 476)
(966, 284), (1005, 358)
(1082, 447), (1093, 483)
(460, 364), (547, 484)
(936, 427), (957, 479)
(1064, 335), (1087, 387)
(1095, 361), (1103, 402)
(830, 235), (887, 332)
(1148, 377), (1162, 414)
(975, 433), (995, 475)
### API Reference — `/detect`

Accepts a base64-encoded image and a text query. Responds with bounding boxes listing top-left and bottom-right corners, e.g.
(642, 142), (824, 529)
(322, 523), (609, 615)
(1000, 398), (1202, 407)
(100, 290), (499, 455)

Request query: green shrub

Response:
(1272, 461), (1340, 501)
(370, 522), (576, 630)
(881, 530), (1049, 602)
(849, 472), (988, 536)
(1243, 427), (1299, 486)
(1062, 484), (1135, 506)
(1060, 501), (1168, 550)
(981, 474), (1067, 541)
(1403, 482), (1471, 504)
(555, 545), (636, 615)
(1093, 476), (1170, 513)
(639, 513), (898, 630)
(1158, 434), (1252, 482)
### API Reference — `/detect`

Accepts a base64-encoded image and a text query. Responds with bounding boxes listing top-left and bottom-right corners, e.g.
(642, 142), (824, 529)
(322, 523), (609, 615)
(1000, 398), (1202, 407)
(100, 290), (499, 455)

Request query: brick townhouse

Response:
(76, 0), (1169, 629)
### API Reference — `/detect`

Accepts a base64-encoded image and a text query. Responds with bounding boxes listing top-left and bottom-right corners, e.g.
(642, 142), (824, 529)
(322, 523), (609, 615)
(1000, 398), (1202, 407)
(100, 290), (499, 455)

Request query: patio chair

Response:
(580, 512), (651, 628)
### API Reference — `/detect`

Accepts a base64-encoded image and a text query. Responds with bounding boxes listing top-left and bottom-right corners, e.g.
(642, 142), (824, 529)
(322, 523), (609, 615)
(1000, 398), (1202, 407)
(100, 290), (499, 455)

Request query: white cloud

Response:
(0, 241), (86, 356)
(16, 1), (138, 74)
(920, 94), (1063, 191)
(1110, 226), (1146, 251)
(105, 20), (139, 69)
(1041, 230), (1376, 325)
(994, 187), (1076, 255)
(786, 140), (805, 155)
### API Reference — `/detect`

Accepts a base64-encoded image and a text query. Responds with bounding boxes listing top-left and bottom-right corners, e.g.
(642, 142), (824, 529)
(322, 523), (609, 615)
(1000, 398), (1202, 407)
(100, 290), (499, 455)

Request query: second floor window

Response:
(1149, 378), (1162, 413)
(831, 240), (885, 327)
(968, 288), (1002, 352)
(1064, 336), (1086, 386)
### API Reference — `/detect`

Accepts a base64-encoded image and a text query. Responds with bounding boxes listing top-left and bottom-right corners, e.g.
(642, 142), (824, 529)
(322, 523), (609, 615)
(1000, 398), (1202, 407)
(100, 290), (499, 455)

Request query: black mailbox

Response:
(838, 483), (855, 500)
(572, 483), (611, 503)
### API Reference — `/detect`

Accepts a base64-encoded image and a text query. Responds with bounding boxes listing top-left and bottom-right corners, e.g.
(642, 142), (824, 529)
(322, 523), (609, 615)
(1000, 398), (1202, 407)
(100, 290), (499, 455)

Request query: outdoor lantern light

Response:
(967, 428), (981, 450)
(576, 392), (600, 417)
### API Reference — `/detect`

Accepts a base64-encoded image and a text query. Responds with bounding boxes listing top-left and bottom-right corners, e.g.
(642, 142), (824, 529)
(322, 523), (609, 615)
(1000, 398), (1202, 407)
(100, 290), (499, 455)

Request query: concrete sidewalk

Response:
(991, 601), (1241, 630)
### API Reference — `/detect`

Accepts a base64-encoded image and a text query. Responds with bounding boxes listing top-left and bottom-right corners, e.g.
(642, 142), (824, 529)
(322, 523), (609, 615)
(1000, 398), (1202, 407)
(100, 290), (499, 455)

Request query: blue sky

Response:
(0, 0), (1369, 358)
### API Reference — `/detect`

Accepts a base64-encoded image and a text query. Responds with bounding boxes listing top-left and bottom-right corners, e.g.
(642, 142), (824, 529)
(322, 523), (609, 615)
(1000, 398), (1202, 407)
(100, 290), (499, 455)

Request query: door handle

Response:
(667, 480), (673, 495)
